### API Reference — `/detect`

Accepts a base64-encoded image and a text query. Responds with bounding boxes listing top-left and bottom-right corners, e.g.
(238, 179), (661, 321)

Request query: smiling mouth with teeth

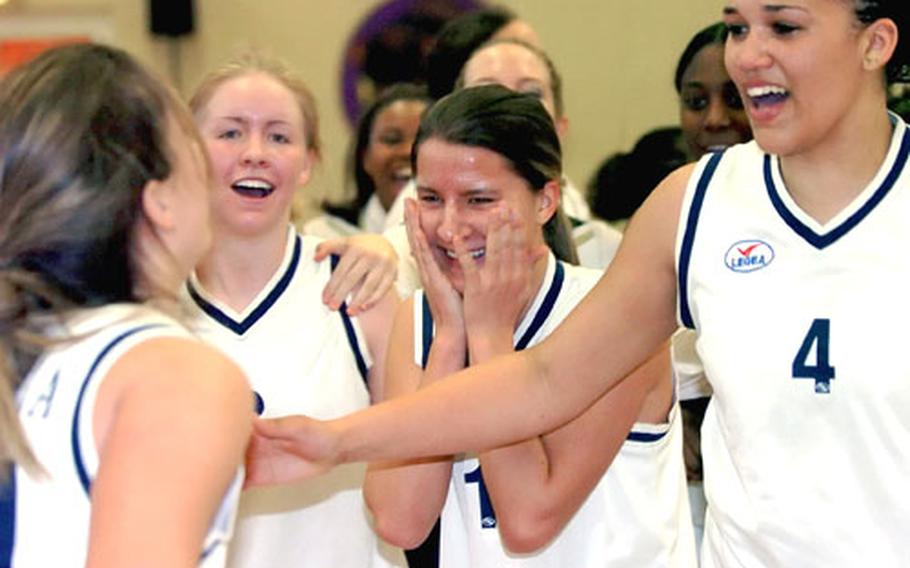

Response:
(443, 248), (485, 260)
(232, 179), (275, 198)
(747, 85), (789, 107)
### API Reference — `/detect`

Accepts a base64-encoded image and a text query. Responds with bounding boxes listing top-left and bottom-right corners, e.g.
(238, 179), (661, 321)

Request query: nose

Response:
(436, 202), (464, 243)
(704, 96), (732, 130)
(728, 32), (772, 73)
(392, 138), (416, 162)
(241, 134), (268, 168)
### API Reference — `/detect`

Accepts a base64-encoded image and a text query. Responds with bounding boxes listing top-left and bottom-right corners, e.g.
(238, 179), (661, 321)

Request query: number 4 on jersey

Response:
(792, 319), (836, 394)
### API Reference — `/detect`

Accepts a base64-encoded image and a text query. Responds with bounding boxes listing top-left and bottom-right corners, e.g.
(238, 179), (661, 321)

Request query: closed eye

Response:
(467, 195), (497, 206)
(417, 191), (440, 204)
(771, 21), (801, 35)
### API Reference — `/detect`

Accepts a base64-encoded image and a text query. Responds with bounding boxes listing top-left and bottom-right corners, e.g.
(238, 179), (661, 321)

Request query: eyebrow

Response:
(217, 116), (293, 128)
(723, 4), (807, 15)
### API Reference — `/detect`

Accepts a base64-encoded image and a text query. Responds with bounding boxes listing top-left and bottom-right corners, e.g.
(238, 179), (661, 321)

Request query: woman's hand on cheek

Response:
(460, 205), (539, 360)
(405, 198), (465, 337)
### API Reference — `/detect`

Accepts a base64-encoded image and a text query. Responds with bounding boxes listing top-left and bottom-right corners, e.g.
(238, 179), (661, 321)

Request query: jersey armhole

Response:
(676, 151), (724, 330)
(329, 254), (372, 386)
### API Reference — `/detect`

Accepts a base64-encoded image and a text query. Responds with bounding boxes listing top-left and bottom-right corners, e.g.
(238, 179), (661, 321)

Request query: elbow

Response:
(496, 507), (563, 555)
(366, 497), (437, 550)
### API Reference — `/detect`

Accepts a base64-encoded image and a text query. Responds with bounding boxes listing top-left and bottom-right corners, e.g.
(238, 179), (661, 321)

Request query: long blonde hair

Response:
(0, 43), (196, 476)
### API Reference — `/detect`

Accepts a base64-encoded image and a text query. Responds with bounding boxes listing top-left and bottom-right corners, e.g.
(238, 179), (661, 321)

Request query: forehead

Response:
(416, 138), (516, 187)
(203, 72), (303, 127)
(724, 0), (834, 15)
(463, 44), (551, 86)
(682, 44), (729, 84)
(373, 99), (428, 128)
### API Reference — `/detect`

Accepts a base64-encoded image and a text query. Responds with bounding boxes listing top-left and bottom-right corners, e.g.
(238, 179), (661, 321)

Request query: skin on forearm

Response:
(364, 301), (467, 547)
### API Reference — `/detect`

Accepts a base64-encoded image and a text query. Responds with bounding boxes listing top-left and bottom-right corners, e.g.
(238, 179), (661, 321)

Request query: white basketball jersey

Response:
(1, 304), (242, 568)
(415, 254), (695, 567)
(676, 115), (910, 567)
(186, 227), (404, 568)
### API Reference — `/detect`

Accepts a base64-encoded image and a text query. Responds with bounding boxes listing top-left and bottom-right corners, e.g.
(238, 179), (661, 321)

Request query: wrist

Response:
(468, 331), (513, 364)
(428, 328), (468, 366)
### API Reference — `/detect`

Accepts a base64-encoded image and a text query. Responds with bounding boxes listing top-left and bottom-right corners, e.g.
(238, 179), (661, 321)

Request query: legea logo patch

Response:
(725, 239), (774, 273)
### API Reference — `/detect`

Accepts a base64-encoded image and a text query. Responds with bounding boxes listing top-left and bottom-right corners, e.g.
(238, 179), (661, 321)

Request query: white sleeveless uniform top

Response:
(414, 254), (695, 567)
(186, 227), (404, 568)
(676, 115), (910, 567)
(1, 304), (242, 568)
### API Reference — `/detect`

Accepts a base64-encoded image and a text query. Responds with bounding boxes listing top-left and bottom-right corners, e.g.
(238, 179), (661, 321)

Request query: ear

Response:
(554, 115), (570, 141)
(141, 178), (177, 231)
(860, 18), (898, 73)
(536, 179), (562, 226)
(296, 149), (315, 187)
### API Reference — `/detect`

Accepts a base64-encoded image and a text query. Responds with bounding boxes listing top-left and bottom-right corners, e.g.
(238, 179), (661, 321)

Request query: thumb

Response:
(314, 238), (347, 261)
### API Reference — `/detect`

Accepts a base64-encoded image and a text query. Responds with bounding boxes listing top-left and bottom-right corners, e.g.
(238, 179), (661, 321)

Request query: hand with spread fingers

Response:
(457, 205), (545, 360)
(405, 198), (466, 339)
(315, 234), (398, 315)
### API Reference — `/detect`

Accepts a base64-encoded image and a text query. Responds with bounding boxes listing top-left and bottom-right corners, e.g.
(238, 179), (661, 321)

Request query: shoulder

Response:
(110, 336), (249, 405)
(302, 214), (362, 239)
(357, 285), (401, 343)
(90, 320), (252, 458)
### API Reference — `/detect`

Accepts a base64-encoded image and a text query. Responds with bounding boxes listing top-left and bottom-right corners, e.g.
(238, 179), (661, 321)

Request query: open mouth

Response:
(443, 247), (485, 260)
(231, 178), (275, 198)
(746, 85), (789, 108)
(390, 166), (412, 183)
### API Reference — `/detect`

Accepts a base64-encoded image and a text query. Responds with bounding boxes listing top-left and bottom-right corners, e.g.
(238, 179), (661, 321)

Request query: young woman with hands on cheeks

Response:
(363, 85), (694, 567)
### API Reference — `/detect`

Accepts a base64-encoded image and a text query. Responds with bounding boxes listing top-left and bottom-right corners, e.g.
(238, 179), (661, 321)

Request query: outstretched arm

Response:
(477, 345), (670, 553)
(246, 164), (692, 482)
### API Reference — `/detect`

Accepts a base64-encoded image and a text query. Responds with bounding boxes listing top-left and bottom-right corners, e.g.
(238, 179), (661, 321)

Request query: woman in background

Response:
(306, 83), (432, 238)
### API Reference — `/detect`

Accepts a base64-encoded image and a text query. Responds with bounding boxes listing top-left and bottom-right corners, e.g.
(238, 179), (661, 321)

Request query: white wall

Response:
(2, 0), (726, 217)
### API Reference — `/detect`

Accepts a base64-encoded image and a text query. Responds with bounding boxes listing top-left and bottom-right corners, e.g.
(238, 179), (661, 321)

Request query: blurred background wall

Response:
(0, 0), (723, 219)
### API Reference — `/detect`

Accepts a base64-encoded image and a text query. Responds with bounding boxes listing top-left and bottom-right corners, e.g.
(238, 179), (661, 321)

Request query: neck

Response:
(780, 93), (893, 225)
(195, 223), (290, 312)
(516, 250), (551, 330)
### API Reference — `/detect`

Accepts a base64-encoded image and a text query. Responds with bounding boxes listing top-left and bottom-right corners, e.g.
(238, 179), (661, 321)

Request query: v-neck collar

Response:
(763, 114), (910, 250)
(187, 227), (301, 335)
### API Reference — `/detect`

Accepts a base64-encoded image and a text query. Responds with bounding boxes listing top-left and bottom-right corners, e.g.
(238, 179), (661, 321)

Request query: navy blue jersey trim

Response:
(187, 236), (302, 335)
(331, 255), (370, 386)
(420, 259), (565, 365)
(678, 152), (724, 329)
(515, 262), (565, 350)
(0, 469), (15, 566)
(421, 293), (433, 369)
(200, 538), (222, 562)
(71, 323), (165, 495)
(764, 126), (910, 250)
(626, 429), (668, 442)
